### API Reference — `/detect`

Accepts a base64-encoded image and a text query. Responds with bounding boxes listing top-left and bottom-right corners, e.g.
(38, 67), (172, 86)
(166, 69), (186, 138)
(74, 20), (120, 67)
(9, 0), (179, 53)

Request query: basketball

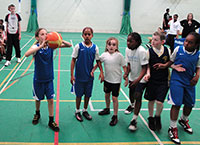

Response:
(46, 32), (63, 49)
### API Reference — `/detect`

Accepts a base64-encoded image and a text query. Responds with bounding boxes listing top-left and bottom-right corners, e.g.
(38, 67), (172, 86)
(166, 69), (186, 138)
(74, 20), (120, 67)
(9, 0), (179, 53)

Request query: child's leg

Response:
(155, 100), (163, 116)
(47, 98), (54, 117)
(105, 93), (111, 108)
(35, 100), (41, 111)
(76, 97), (82, 110)
(112, 96), (118, 116)
(83, 96), (90, 110)
(181, 105), (192, 120)
(170, 105), (181, 128)
(13, 33), (21, 58)
(148, 100), (155, 117)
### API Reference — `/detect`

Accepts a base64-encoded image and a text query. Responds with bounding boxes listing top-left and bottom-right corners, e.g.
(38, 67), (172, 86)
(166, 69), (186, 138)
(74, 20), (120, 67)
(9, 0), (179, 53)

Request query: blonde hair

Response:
(105, 37), (119, 52)
(153, 31), (166, 41)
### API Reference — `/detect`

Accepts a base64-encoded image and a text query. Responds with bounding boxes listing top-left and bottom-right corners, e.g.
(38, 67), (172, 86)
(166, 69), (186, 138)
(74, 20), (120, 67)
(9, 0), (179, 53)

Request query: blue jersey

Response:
(33, 43), (54, 82)
(149, 46), (170, 84)
(171, 46), (199, 86)
(75, 42), (96, 82)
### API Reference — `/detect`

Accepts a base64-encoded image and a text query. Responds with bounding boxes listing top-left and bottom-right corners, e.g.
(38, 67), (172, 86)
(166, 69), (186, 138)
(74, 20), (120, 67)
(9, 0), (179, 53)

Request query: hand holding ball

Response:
(46, 32), (63, 49)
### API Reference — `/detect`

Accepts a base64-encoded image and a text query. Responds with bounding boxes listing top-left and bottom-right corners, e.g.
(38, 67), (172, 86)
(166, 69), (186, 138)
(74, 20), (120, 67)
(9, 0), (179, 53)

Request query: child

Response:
(0, 26), (6, 61)
(91, 37), (126, 126)
(70, 27), (104, 122)
(124, 32), (148, 131)
(4, 4), (22, 66)
(143, 31), (171, 131)
(166, 32), (200, 144)
(25, 28), (72, 132)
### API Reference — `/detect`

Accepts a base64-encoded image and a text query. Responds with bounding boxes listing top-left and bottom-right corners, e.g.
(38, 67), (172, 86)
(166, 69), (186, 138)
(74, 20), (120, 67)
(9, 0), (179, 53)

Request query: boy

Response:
(4, 4), (22, 66)
(70, 27), (104, 122)
(144, 31), (171, 131)
(124, 32), (148, 131)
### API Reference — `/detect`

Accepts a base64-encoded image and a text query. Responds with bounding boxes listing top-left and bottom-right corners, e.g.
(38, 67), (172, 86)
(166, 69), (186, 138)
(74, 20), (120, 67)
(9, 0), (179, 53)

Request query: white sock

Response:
(132, 115), (138, 121)
(180, 114), (188, 121)
(76, 109), (81, 113)
(82, 108), (87, 112)
(131, 103), (134, 107)
(170, 119), (177, 128)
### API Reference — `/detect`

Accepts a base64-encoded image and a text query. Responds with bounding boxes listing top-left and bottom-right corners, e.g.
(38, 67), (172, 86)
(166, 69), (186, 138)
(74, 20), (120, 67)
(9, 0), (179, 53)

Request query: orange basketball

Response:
(46, 32), (63, 49)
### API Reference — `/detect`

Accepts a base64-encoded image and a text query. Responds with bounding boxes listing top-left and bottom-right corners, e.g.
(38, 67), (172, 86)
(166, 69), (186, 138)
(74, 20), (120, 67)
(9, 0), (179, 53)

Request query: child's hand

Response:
(190, 75), (199, 86)
(153, 63), (166, 69)
(123, 73), (128, 80)
(143, 74), (150, 82)
(90, 70), (94, 77)
(99, 72), (104, 83)
(129, 80), (139, 88)
(40, 40), (48, 48)
(172, 64), (186, 72)
(70, 76), (75, 85)
(124, 77), (129, 87)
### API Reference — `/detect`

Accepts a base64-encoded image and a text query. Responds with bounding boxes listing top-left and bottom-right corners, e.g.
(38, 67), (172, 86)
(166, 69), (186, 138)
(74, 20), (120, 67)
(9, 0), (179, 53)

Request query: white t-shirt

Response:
(100, 51), (126, 83)
(168, 20), (181, 35)
(125, 46), (148, 83)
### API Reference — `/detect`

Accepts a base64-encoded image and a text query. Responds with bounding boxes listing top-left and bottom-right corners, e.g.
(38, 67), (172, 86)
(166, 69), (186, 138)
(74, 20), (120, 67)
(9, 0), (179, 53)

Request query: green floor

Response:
(0, 32), (200, 145)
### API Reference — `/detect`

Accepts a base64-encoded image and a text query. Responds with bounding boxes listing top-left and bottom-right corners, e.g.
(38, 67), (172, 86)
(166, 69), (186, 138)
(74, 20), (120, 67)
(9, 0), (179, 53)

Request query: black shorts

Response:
(144, 82), (169, 103)
(129, 82), (147, 100)
(104, 80), (120, 97)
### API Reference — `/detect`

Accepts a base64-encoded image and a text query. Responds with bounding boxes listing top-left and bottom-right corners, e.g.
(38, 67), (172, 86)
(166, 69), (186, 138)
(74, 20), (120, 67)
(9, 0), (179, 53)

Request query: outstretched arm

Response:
(60, 40), (72, 48)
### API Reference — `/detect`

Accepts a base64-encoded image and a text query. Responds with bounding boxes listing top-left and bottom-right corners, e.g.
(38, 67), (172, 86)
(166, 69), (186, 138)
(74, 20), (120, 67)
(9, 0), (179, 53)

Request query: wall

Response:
(0, 0), (199, 34)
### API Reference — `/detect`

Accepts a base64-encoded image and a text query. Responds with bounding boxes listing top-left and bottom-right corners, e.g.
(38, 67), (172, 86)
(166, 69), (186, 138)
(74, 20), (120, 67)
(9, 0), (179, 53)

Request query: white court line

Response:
(0, 57), (27, 95)
(120, 88), (164, 145)
(89, 100), (95, 111)
(0, 35), (34, 72)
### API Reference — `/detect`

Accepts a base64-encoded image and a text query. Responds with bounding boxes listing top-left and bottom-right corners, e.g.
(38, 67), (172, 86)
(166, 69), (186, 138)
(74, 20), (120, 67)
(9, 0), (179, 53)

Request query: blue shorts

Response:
(168, 80), (195, 107)
(33, 80), (55, 101)
(75, 81), (93, 97)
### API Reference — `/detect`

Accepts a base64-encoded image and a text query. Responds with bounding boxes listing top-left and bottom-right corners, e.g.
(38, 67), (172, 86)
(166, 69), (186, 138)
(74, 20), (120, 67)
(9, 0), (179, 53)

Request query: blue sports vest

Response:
(75, 43), (96, 82)
(34, 44), (54, 82)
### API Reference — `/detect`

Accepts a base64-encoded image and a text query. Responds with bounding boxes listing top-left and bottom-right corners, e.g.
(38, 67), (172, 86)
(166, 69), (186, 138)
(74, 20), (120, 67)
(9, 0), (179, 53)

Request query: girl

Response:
(0, 26), (6, 61)
(25, 28), (71, 132)
(91, 37), (126, 126)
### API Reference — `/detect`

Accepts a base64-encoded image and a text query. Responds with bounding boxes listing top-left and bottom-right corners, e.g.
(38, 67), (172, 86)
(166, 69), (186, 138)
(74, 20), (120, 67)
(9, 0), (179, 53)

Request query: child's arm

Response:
(96, 60), (104, 83)
(153, 60), (173, 69)
(91, 63), (98, 77)
(25, 41), (47, 57)
(129, 64), (147, 88)
(18, 21), (21, 40)
(123, 63), (130, 80)
(190, 67), (200, 86)
(70, 58), (76, 85)
(60, 40), (72, 48)
(143, 64), (150, 82)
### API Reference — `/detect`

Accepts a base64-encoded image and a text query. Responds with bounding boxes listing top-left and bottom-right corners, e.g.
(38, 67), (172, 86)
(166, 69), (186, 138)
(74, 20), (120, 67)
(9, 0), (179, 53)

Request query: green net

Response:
(120, 0), (133, 35)
(26, 0), (39, 32)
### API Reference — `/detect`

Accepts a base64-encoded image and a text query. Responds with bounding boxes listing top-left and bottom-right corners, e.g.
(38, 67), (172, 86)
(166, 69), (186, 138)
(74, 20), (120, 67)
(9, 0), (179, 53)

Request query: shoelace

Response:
(185, 120), (191, 128)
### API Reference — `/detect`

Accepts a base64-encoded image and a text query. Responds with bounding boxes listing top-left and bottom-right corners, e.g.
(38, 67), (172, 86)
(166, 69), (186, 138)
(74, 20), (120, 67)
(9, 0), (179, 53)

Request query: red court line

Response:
(54, 48), (61, 145)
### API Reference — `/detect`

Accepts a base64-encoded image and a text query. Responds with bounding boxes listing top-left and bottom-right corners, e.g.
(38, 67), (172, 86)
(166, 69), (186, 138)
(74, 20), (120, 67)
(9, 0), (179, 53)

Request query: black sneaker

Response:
(109, 115), (118, 126)
(75, 112), (83, 122)
(82, 111), (92, 120)
(155, 116), (162, 130)
(128, 119), (137, 131)
(168, 127), (181, 144)
(32, 114), (40, 125)
(98, 108), (110, 115)
(148, 117), (156, 131)
(124, 105), (134, 114)
(178, 119), (193, 134)
(48, 121), (60, 132)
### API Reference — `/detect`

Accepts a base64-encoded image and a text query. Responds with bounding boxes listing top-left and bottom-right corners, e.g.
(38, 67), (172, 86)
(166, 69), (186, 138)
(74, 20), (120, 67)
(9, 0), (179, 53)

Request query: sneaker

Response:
(128, 119), (137, 131)
(109, 115), (118, 126)
(82, 111), (92, 120)
(5, 61), (11, 67)
(178, 119), (193, 134)
(168, 127), (181, 144)
(32, 114), (40, 125)
(48, 121), (60, 132)
(98, 108), (110, 115)
(155, 116), (162, 130)
(2, 56), (6, 59)
(148, 117), (156, 131)
(17, 58), (21, 63)
(75, 112), (83, 122)
(124, 105), (134, 114)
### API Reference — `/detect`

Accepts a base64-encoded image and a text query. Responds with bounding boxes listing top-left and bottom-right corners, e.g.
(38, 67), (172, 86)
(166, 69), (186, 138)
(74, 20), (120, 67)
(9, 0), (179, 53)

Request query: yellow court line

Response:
(0, 141), (200, 145)
(0, 55), (25, 88)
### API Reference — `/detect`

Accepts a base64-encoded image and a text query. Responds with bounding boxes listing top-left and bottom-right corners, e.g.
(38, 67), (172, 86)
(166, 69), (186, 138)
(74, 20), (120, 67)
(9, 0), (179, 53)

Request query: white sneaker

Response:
(5, 61), (11, 67)
(17, 58), (21, 63)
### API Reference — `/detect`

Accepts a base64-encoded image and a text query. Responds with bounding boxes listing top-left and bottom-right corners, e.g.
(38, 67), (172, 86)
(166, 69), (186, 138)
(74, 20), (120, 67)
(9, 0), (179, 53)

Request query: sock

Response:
(131, 103), (134, 107)
(180, 114), (188, 121)
(49, 116), (54, 123)
(132, 115), (138, 121)
(76, 109), (81, 113)
(82, 108), (87, 112)
(36, 110), (40, 116)
(170, 119), (177, 128)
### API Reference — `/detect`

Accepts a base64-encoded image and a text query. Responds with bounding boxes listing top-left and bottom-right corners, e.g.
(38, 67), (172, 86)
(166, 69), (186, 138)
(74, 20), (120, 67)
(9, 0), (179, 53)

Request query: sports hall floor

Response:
(0, 32), (200, 145)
